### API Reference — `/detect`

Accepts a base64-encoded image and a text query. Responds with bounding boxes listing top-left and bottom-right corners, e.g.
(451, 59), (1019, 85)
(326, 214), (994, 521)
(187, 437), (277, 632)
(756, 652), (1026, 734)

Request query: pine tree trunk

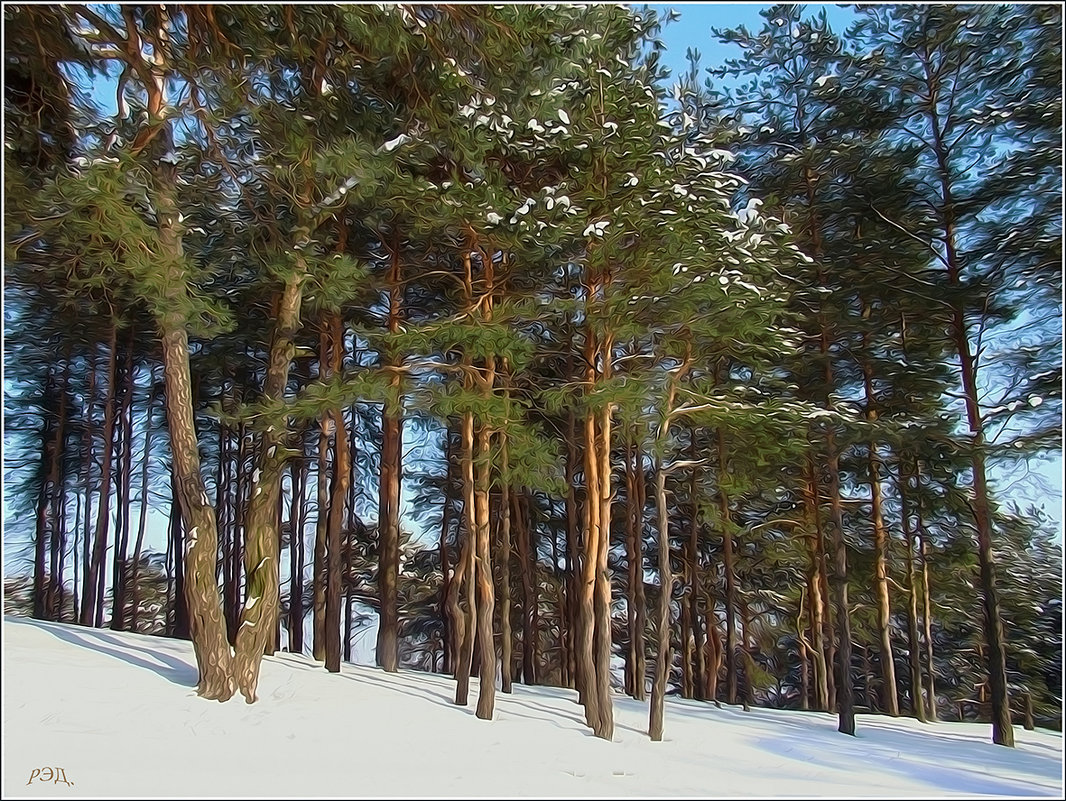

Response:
(451, 411), (478, 706)
(33, 365), (61, 621)
(78, 354), (97, 625)
(313, 404), (329, 661)
(688, 451), (706, 701)
(577, 407), (602, 730)
(592, 402), (614, 740)
(161, 316), (233, 697)
(515, 491), (538, 685)
(325, 314), (350, 675)
(111, 330), (136, 630)
(928, 71), (1012, 747)
(681, 586), (693, 699)
(740, 594), (753, 711)
(868, 442), (898, 716)
(288, 440), (306, 655)
(826, 428), (856, 735)
(128, 379), (157, 632)
(375, 234), (404, 673)
(624, 434), (638, 697)
(474, 419), (497, 720)
(563, 413), (579, 690)
(633, 435), (647, 701)
(375, 407), (402, 672)
(439, 431), (454, 674)
(802, 473), (830, 711)
(233, 265), (305, 701)
(87, 322), (118, 628)
(704, 594), (722, 704)
(717, 430), (739, 706)
(862, 336), (898, 717)
(898, 457), (927, 722)
(499, 430), (513, 694)
(915, 472), (937, 721)
(649, 464), (672, 742)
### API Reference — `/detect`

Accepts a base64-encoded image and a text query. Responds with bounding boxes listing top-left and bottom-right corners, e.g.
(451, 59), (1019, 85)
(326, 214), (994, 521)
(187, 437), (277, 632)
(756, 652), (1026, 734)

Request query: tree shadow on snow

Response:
(11, 618), (198, 689)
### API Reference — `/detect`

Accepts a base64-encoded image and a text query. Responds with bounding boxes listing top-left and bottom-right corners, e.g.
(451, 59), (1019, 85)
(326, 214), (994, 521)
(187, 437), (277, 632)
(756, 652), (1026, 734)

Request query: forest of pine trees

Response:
(3, 3), (1061, 747)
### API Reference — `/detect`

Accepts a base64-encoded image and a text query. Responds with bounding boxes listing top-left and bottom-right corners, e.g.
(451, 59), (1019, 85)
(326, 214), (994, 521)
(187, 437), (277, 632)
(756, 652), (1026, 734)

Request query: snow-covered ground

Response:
(3, 616), (1062, 798)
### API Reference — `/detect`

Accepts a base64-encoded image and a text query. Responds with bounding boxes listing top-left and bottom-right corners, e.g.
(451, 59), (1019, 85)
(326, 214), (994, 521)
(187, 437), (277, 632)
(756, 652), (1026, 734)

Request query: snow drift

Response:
(3, 616), (1061, 797)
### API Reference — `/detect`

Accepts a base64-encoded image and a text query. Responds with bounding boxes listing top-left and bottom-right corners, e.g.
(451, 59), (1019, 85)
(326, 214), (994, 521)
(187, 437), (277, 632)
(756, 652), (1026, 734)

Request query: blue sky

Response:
(650, 2), (856, 80)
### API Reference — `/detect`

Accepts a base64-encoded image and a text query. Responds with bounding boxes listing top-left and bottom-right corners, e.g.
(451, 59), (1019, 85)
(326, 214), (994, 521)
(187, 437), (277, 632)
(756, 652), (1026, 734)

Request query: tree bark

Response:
(86, 321), (118, 628)
(233, 263), (306, 702)
(915, 467), (937, 721)
(128, 377), (157, 632)
(474, 418), (497, 720)
(861, 334), (898, 717)
(111, 329), (136, 630)
(376, 235), (404, 673)
(451, 410), (478, 706)
(499, 430), (513, 694)
(898, 457), (927, 722)
(926, 54), (1012, 747)
(325, 313), (350, 675)
(825, 428), (855, 735)
(33, 364), (63, 621)
(717, 429), (739, 706)
(649, 464), (672, 741)
(688, 445), (705, 701)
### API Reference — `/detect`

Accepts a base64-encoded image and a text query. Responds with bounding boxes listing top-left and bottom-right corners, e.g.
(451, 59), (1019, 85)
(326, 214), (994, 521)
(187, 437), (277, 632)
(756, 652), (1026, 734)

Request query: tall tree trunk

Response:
(312, 382), (330, 660)
(633, 434), (647, 701)
(898, 457), (927, 722)
(33, 365), (62, 621)
(825, 428), (855, 735)
(111, 329), (136, 630)
(681, 580), (693, 699)
(514, 491), (538, 685)
(439, 430), (454, 674)
(86, 322), (118, 628)
(862, 335), (898, 716)
(499, 428), (513, 694)
(452, 410), (478, 706)
(688, 444), (706, 701)
(915, 468), (937, 721)
(376, 235), (404, 673)
(649, 463), (672, 742)
(592, 401), (615, 740)
(288, 436), (306, 655)
(577, 408), (600, 730)
(926, 61), (1012, 747)
(704, 592), (722, 704)
(717, 429), (739, 706)
(563, 411), (579, 690)
(474, 418), (497, 720)
(325, 313), (350, 675)
(129, 377), (158, 632)
(78, 354), (98, 625)
(233, 263), (306, 701)
(624, 434), (638, 697)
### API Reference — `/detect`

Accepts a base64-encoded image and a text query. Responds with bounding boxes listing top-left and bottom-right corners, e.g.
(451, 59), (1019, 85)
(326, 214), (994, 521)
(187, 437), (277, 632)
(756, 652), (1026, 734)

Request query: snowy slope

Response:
(3, 616), (1062, 798)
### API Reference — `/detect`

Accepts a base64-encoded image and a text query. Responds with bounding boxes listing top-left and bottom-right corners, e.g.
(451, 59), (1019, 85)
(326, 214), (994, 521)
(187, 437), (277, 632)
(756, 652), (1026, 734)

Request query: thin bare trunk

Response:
(499, 430), (513, 694)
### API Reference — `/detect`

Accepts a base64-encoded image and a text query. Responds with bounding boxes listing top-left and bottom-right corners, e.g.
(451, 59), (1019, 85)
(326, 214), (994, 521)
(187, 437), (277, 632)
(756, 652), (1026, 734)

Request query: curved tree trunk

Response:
(233, 265), (306, 701)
